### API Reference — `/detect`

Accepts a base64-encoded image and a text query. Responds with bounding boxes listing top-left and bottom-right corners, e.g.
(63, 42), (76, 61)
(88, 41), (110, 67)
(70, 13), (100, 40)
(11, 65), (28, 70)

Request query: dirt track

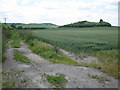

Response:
(2, 43), (118, 88)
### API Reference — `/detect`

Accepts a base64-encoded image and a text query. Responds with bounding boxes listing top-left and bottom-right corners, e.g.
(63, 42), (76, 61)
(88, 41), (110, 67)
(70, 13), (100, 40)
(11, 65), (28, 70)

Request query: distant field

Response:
(17, 24), (58, 29)
(32, 27), (118, 54)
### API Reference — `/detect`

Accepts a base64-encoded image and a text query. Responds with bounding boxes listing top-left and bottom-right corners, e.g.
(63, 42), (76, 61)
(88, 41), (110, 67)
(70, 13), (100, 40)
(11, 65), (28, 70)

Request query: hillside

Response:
(27, 23), (57, 26)
(16, 23), (58, 29)
(60, 19), (111, 28)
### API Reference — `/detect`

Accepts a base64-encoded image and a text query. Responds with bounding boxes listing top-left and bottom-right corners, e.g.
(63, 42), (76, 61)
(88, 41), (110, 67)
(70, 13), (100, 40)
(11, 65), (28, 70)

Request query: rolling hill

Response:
(59, 19), (111, 28)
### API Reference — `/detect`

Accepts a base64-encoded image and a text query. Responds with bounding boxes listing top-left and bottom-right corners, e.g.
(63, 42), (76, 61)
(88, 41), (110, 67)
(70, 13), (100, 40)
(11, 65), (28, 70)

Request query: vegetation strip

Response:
(14, 50), (33, 65)
(2, 24), (14, 62)
(29, 40), (80, 65)
(11, 31), (21, 48)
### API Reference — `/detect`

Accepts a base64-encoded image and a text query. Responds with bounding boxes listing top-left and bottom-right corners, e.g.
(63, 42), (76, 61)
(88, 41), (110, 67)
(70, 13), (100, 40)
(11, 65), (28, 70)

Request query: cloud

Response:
(0, 0), (119, 25)
(21, 0), (29, 5)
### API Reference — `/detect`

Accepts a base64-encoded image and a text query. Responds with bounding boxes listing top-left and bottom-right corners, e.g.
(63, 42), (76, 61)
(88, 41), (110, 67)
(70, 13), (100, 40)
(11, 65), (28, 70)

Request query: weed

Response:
(47, 75), (67, 88)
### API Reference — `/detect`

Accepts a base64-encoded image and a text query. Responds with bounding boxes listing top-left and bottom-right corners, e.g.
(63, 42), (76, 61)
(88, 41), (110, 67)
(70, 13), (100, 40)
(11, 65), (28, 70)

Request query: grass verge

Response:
(92, 50), (119, 79)
(2, 28), (12, 62)
(14, 50), (33, 65)
(11, 31), (21, 48)
(29, 40), (80, 65)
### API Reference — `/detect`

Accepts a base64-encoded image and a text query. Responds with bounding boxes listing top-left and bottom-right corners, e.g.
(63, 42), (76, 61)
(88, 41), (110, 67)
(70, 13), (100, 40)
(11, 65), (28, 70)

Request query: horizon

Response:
(0, 0), (119, 26)
(1, 19), (118, 26)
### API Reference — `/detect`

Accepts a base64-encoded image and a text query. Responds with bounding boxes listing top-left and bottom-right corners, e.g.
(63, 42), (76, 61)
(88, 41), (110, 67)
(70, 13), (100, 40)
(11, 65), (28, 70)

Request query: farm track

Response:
(59, 49), (99, 64)
(2, 42), (118, 88)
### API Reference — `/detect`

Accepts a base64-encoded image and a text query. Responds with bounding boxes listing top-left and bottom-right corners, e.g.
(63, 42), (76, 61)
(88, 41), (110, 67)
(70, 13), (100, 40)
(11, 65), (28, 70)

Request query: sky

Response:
(0, 0), (119, 26)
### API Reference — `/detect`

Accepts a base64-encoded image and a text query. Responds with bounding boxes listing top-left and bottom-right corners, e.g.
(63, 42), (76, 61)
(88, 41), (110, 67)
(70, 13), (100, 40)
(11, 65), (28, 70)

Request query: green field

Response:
(32, 27), (118, 54)
(17, 24), (58, 29)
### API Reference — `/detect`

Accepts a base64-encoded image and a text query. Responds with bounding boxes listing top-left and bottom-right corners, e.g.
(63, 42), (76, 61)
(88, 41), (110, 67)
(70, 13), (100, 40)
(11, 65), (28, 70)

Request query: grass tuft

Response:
(88, 74), (109, 83)
(14, 50), (33, 65)
(47, 76), (67, 88)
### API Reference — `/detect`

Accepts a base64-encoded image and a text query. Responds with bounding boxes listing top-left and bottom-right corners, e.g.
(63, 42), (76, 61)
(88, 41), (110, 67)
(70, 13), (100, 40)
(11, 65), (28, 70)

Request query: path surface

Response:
(59, 49), (98, 64)
(2, 42), (118, 88)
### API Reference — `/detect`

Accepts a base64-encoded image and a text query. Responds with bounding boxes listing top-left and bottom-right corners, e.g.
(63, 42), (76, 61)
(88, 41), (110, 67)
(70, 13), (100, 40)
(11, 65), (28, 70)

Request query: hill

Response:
(16, 23), (58, 29)
(59, 19), (111, 28)
(27, 23), (57, 26)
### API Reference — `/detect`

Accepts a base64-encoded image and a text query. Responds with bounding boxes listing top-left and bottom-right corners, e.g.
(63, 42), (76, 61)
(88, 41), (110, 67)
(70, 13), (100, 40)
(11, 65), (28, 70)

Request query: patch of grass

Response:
(74, 60), (118, 79)
(14, 50), (33, 65)
(11, 31), (21, 48)
(2, 70), (29, 88)
(47, 75), (67, 88)
(88, 74), (109, 83)
(2, 56), (7, 62)
(92, 50), (118, 79)
(2, 81), (16, 88)
(29, 40), (80, 65)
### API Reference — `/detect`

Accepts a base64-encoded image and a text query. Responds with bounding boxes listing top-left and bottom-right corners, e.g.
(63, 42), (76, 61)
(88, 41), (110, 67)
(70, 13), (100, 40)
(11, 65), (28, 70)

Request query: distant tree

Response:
(11, 24), (16, 29)
(17, 26), (22, 29)
(99, 19), (103, 23)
